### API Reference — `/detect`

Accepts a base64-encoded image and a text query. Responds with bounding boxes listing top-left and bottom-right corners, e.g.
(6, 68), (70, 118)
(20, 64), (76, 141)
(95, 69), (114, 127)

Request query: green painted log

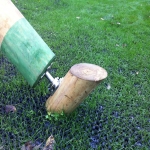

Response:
(1, 18), (55, 86)
(0, 0), (55, 86)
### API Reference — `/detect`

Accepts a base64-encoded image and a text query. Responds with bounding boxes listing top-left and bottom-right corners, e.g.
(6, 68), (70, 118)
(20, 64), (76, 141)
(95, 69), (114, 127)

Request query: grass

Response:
(0, 0), (150, 149)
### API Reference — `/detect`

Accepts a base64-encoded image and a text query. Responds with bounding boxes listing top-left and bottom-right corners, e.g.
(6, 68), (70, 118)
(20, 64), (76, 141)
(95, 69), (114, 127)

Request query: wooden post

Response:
(46, 63), (107, 113)
(0, 0), (23, 44)
(0, 0), (55, 86)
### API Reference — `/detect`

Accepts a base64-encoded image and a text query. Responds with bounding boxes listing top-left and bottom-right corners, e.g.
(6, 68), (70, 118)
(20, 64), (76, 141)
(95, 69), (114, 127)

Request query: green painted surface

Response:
(0, 18), (55, 86)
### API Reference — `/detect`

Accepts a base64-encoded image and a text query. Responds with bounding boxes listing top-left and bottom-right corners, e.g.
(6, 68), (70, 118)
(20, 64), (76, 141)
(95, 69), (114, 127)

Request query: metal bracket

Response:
(45, 71), (60, 88)
(41, 65), (63, 89)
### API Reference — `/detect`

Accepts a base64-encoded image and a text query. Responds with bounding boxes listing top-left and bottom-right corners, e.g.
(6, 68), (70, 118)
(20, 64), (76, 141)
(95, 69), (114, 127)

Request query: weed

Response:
(46, 111), (64, 121)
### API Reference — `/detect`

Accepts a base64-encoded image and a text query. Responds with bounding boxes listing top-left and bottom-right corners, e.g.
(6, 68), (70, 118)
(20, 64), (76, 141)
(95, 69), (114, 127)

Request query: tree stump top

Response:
(70, 63), (107, 81)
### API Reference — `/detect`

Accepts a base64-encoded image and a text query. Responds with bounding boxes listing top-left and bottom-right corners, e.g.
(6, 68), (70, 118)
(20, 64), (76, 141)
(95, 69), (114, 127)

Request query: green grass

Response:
(0, 0), (150, 149)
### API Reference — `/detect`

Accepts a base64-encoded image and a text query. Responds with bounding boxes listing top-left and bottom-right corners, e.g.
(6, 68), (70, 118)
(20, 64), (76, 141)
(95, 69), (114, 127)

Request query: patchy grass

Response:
(0, 0), (150, 149)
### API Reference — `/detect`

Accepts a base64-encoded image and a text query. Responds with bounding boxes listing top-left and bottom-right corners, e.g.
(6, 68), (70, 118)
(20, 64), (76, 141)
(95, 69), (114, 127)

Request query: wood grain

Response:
(70, 63), (107, 81)
(1, 18), (55, 86)
(0, 0), (23, 44)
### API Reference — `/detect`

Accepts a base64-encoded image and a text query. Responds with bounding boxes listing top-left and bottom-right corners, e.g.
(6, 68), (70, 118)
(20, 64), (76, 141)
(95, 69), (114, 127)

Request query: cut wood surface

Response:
(70, 63), (107, 81)
(46, 63), (107, 113)
(0, 0), (23, 44)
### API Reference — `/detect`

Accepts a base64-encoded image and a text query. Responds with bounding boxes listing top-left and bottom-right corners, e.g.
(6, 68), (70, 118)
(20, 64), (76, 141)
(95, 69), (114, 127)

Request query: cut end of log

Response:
(70, 63), (107, 81)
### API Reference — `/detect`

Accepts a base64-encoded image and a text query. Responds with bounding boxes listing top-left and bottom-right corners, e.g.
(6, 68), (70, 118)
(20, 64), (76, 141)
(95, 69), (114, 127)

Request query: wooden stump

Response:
(46, 63), (107, 113)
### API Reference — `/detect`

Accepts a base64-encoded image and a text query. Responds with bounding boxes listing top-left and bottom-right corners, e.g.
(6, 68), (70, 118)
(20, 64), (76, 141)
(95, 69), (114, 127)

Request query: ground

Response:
(0, 0), (150, 149)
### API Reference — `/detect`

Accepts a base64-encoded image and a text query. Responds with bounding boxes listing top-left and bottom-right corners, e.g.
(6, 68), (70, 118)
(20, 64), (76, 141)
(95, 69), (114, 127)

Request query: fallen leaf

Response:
(107, 84), (111, 90)
(117, 22), (121, 25)
(21, 141), (34, 150)
(43, 135), (56, 150)
(5, 105), (16, 113)
(123, 43), (127, 47)
(76, 16), (80, 19)
(21, 141), (42, 150)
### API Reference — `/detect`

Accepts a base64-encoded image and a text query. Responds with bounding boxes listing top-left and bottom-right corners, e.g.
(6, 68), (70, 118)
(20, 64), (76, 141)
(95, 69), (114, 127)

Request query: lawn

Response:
(0, 0), (150, 149)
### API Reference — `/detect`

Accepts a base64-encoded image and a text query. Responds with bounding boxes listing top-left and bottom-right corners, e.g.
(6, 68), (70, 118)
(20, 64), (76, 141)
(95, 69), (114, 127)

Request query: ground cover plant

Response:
(0, 0), (150, 149)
